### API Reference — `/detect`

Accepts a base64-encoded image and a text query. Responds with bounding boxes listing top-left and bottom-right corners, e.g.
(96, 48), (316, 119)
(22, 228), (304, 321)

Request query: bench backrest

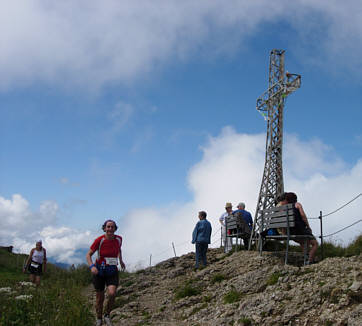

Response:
(225, 212), (251, 235)
(261, 203), (296, 232)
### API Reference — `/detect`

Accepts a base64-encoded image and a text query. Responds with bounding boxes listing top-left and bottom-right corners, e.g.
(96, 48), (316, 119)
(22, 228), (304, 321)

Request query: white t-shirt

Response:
(32, 248), (44, 264)
(219, 212), (229, 226)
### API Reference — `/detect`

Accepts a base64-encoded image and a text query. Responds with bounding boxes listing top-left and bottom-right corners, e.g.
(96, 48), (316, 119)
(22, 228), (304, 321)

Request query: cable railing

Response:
(323, 219), (362, 238)
(309, 193), (361, 219)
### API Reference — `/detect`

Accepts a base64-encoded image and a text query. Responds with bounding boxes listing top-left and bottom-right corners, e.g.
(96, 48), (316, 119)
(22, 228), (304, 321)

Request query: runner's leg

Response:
(105, 285), (117, 315)
(95, 291), (105, 319)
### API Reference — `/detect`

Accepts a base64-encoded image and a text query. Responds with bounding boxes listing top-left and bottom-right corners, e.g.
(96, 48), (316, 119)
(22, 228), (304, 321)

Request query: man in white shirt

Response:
(219, 202), (233, 253)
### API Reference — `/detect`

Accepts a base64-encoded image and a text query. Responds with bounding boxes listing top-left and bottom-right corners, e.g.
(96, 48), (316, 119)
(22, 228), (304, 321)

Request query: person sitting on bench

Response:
(283, 192), (318, 264)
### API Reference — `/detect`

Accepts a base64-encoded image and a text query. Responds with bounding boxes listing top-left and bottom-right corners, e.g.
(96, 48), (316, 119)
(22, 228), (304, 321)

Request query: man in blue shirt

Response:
(192, 211), (212, 269)
(233, 202), (253, 249)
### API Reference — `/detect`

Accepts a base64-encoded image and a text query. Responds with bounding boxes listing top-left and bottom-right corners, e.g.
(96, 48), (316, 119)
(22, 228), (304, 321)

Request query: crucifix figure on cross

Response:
(249, 49), (301, 249)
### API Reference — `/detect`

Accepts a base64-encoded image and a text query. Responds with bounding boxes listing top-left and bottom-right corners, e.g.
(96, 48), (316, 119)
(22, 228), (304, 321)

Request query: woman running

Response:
(23, 240), (47, 286)
(86, 219), (126, 326)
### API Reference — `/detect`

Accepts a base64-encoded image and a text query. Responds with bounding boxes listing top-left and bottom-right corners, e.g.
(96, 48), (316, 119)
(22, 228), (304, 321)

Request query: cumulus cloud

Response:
(1, 1), (362, 90)
(0, 194), (57, 237)
(1, 128), (361, 266)
(0, 194), (92, 264)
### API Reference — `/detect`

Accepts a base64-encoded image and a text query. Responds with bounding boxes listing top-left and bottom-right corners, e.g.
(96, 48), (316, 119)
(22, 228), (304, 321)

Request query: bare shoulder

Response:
(295, 202), (303, 209)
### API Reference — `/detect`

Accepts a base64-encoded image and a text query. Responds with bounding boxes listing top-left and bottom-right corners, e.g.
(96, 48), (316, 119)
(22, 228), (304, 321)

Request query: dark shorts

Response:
(291, 227), (316, 240)
(92, 272), (119, 292)
(28, 262), (43, 276)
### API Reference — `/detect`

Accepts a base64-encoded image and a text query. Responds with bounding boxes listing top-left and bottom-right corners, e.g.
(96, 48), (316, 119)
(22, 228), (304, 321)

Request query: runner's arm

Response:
(23, 249), (34, 272)
(86, 249), (98, 275)
(119, 249), (126, 271)
(43, 248), (47, 273)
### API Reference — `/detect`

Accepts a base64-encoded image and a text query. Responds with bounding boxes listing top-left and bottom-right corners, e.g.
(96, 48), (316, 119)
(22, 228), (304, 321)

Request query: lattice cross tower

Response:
(250, 49), (301, 246)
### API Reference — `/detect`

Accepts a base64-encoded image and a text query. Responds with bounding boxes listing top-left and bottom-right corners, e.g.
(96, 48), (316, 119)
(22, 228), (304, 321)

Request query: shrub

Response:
(266, 272), (283, 286)
(238, 317), (252, 326)
(345, 234), (362, 256)
(174, 280), (201, 300)
(223, 289), (243, 304)
(211, 273), (227, 284)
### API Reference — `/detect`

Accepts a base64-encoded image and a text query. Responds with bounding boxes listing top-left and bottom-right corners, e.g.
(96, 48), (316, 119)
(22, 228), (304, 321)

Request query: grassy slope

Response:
(0, 249), (93, 326)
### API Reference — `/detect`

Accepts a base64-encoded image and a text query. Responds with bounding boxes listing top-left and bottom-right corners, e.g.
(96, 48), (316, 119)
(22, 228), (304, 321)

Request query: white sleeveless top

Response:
(32, 248), (44, 264)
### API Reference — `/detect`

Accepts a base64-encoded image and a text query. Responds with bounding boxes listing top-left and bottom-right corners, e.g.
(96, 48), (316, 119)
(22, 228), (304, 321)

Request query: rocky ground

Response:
(88, 248), (361, 326)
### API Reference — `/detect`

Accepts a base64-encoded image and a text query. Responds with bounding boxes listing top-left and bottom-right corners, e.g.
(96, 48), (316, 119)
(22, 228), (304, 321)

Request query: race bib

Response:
(31, 262), (39, 268)
(105, 257), (117, 266)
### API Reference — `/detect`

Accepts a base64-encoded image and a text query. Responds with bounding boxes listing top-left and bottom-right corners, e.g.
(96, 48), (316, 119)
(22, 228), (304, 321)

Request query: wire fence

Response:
(309, 193), (361, 219)
(127, 193), (361, 268)
(323, 219), (362, 238)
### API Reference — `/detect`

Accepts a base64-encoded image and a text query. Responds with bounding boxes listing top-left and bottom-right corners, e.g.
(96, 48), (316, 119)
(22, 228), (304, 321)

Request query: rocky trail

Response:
(86, 248), (361, 326)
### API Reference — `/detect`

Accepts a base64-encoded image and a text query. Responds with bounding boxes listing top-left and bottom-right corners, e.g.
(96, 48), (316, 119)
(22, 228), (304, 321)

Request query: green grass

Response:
(318, 235), (362, 258)
(223, 288), (243, 304)
(174, 280), (201, 300)
(266, 271), (283, 286)
(0, 249), (93, 326)
(211, 273), (227, 284)
(238, 317), (252, 326)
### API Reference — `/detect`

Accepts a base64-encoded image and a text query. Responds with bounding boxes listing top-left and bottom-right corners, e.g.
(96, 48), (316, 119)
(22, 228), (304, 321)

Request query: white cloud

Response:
(0, 195), (93, 264)
(0, 195), (57, 236)
(1, 128), (361, 267)
(120, 127), (362, 268)
(1, 1), (362, 90)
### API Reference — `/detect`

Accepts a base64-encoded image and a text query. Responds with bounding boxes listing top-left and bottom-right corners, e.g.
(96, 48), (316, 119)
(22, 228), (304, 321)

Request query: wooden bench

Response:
(225, 213), (251, 250)
(259, 204), (314, 264)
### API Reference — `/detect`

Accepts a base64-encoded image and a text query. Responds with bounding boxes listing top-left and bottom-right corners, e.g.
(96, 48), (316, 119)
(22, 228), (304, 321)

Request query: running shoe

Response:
(104, 315), (113, 326)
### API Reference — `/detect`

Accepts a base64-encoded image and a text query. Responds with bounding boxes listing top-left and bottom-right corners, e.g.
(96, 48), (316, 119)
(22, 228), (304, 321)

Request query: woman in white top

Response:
(23, 240), (47, 286)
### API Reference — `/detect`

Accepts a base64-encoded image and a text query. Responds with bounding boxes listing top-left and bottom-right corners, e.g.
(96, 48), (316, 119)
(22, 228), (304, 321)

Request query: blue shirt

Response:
(192, 219), (212, 244)
(232, 209), (253, 229)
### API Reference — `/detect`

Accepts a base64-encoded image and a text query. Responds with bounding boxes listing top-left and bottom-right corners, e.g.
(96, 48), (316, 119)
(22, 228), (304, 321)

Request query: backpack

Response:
(233, 210), (251, 236)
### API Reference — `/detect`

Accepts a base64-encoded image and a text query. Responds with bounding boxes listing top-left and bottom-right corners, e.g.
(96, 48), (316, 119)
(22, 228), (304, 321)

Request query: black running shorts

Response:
(28, 262), (43, 275)
(92, 272), (119, 292)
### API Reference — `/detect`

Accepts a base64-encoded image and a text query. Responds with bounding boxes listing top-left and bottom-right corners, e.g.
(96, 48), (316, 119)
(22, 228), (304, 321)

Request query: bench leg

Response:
(285, 239), (289, 265)
(303, 239), (308, 265)
(259, 236), (263, 256)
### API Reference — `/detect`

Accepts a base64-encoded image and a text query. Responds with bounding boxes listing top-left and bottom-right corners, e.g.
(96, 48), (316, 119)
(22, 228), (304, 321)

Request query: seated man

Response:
(232, 202), (253, 249)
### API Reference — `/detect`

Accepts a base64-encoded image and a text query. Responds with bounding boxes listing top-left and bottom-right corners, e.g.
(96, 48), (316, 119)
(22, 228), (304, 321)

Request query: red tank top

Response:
(90, 235), (122, 265)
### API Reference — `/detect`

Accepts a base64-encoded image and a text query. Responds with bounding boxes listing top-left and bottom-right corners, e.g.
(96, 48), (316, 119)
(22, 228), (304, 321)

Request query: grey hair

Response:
(237, 202), (245, 209)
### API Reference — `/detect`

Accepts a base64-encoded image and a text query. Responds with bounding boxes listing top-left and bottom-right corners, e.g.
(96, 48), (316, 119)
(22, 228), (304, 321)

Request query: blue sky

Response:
(1, 1), (361, 267)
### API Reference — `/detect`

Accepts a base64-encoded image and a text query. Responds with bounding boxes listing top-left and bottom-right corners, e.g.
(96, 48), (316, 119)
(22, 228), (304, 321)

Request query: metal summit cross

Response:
(249, 49), (301, 248)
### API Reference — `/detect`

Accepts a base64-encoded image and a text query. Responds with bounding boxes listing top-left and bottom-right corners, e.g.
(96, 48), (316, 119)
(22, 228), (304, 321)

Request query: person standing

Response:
(219, 202), (233, 253)
(23, 240), (47, 286)
(192, 211), (212, 269)
(86, 219), (126, 326)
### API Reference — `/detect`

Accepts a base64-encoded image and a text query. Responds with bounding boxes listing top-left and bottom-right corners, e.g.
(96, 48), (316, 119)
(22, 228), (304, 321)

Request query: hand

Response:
(90, 266), (98, 275)
(120, 261), (126, 271)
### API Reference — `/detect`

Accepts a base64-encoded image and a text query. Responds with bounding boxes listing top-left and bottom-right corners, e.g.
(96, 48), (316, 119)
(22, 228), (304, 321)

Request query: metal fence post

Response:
(172, 242), (177, 257)
(319, 210), (324, 260)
